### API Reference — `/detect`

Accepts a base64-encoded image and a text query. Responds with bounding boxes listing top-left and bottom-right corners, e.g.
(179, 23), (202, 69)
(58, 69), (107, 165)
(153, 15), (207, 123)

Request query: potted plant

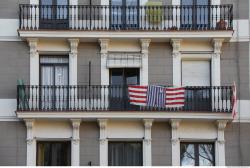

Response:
(216, 19), (227, 30)
(146, 1), (163, 26)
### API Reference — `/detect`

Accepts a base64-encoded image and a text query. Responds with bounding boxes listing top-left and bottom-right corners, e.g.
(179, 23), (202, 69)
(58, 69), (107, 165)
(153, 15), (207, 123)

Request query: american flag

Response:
(128, 85), (185, 108)
(232, 82), (237, 119)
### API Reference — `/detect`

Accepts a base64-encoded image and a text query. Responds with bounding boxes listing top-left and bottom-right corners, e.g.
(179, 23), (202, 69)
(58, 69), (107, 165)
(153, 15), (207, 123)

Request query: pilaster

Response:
(143, 119), (153, 166)
(140, 39), (151, 85)
(98, 119), (108, 166)
(216, 120), (228, 166)
(170, 119), (181, 166)
(99, 39), (110, 85)
(171, 39), (182, 87)
(25, 119), (36, 166)
(71, 119), (81, 166)
(212, 39), (224, 86)
(28, 38), (39, 85)
(68, 39), (79, 85)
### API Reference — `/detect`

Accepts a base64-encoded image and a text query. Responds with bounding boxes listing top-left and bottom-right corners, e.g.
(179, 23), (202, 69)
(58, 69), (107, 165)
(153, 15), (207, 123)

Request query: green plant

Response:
(146, 1), (163, 25)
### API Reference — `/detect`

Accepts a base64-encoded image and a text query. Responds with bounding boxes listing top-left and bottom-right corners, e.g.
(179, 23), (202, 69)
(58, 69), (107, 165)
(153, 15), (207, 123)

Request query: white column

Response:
(212, 39), (224, 86)
(71, 119), (81, 166)
(171, 39), (182, 87)
(216, 120), (227, 166)
(25, 119), (36, 166)
(170, 119), (181, 166)
(28, 38), (39, 85)
(99, 39), (110, 85)
(98, 119), (108, 166)
(68, 39), (79, 86)
(143, 119), (153, 166)
(140, 39), (151, 85)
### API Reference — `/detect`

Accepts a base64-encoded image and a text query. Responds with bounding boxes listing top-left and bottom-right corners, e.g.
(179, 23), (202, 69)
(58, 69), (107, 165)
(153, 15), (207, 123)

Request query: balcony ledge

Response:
(16, 111), (233, 121)
(18, 30), (234, 41)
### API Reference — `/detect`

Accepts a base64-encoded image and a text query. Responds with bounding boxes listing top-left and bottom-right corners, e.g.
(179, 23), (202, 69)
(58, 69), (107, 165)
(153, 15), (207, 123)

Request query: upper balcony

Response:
(18, 4), (234, 39)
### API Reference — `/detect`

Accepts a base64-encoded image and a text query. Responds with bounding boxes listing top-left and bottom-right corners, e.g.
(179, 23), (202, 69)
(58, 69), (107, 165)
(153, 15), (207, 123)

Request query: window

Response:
(37, 141), (71, 166)
(110, 0), (139, 29)
(180, 142), (215, 166)
(108, 142), (143, 166)
(40, 0), (69, 29)
(181, 0), (210, 29)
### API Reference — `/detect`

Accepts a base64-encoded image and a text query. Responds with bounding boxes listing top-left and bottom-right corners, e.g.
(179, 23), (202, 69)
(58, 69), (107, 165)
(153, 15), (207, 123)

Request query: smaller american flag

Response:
(128, 85), (185, 108)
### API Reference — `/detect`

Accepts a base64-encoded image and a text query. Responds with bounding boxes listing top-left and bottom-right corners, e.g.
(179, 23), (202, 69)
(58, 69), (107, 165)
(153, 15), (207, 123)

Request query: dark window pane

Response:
(180, 144), (195, 166)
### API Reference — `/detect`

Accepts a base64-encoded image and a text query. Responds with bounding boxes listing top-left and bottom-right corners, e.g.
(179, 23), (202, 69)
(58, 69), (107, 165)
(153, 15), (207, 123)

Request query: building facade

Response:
(0, 0), (249, 166)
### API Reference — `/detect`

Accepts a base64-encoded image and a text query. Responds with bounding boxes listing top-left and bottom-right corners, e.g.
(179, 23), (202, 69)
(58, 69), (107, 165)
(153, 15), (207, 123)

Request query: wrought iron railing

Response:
(17, 85), (233, 112)
(19, 4), (233, 31)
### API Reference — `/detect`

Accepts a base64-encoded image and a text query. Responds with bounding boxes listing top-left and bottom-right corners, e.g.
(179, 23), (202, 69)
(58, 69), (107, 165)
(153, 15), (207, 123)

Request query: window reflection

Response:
(181, 143), (215, 166)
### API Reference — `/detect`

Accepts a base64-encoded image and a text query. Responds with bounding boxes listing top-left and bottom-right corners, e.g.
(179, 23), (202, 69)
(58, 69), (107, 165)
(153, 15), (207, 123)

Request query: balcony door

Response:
(40, 56), (69, 110)
(108, 142), (142, 166)
(182, 60), (212, 111)
(181, 0), (210, 29)
(109, 68), (139, 110)
(40, 0), (69, 29)
(110, 0), (139, 29)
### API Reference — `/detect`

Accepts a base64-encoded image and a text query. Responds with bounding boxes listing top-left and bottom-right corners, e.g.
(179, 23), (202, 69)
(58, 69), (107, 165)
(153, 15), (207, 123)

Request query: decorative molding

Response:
(99, 39), (110, 54)
(27, 38), (38, 56)
(143, 138), (152, 145)
(171, 138), (179, 145)
(171, 39), (182, 58)
(140, 39), (151, 54)
(99, 139), (108, 145)
(25, 119), (35, 145)
(68, 38), (79, 55)
(216, 120), (228, 131)
(212, 38), (224, 55)
(98, 119), (108, 130)
(71, 119), (81, 129)
(143, 119), (153, 129)
(170, 119), (181, 130)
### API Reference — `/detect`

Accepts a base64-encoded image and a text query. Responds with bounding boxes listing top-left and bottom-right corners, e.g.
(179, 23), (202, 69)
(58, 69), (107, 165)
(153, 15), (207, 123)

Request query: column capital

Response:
(99, 39), (110, 54)
(143, 119), (154, 129)
(24, 119), (35, 129)
(98, 119), (108, 130)
(171, 39), (182, 58)
(68, 38), (79, 55)
(170, 119), (181, 130)
(27, 38), (38, 56)
(71, 119), (81, 129)
(216, 120), (228, 131)
(212, 38), (224, 54)
(140, 39), (151, 54)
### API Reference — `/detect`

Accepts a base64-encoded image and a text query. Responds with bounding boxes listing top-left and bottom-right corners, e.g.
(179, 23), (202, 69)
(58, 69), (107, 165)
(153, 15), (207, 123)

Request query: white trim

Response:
(68, 39), (79, 86)
(140, 39), (151, 85)
(215, 120), (227, 166)
(28, 38), (39, 85)
(16, 112), (233, 120)
(18, 31), (234, 40)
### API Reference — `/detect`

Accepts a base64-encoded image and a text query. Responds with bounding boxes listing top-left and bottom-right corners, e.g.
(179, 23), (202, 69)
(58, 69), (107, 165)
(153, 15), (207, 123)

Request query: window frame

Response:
(180, 142), (215, 166)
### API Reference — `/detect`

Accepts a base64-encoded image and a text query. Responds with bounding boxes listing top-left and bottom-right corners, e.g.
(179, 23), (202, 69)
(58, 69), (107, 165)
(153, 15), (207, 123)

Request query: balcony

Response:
(17, 85), (233, 113)
(19, 4), (233, 31)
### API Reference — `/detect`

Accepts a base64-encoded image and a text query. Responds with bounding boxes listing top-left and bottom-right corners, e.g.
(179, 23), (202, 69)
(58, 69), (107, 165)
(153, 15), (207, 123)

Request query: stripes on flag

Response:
(166, 87), (185, 108)
(128, 85), (185, 108)
(147, 85), (166, 108)
(128, 86), (147, 106)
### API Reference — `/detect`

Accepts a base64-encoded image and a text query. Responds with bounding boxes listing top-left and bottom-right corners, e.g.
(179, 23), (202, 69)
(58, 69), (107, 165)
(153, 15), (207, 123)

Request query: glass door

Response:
(110, 0), (139, 29)
(40, 56), (69, 110)
(108, 142), (142, 166)
(109, 68), (139, 110)
(181, 0), (210, 29)
(40, 0), (69, 29)
(37, 141), (71, 166)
